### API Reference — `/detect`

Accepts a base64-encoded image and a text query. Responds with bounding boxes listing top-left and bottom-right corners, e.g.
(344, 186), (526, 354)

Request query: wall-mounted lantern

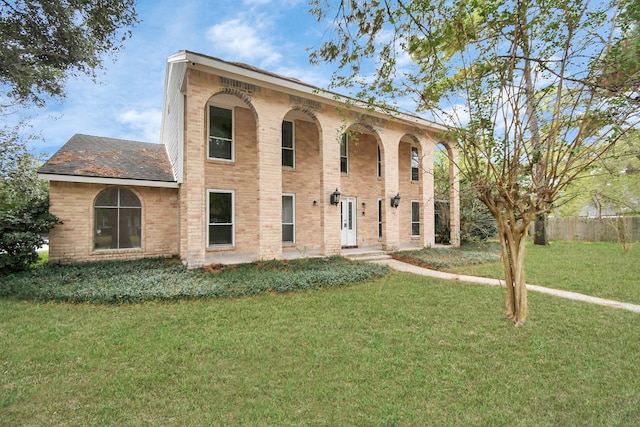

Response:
(390, 193), (401, 209)
(330, 188), (341, 206)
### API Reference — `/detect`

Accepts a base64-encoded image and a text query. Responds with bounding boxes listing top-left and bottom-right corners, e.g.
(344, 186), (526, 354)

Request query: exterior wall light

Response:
(391, 193), (401, 208)
(330, 188), (341, 206)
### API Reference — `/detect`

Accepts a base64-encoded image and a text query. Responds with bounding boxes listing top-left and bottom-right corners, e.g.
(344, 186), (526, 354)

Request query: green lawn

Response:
(1, 245), (639, 425)
(1, 273), (639, 425)
(449, 241), (640, 305)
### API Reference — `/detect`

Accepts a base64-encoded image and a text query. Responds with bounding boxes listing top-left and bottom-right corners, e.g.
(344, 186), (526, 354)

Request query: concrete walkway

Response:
(373, 258), (640, 314)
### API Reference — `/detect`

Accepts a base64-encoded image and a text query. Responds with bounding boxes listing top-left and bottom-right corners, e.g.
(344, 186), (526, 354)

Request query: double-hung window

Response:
(411, 200), (420, 237)
(208, 105), (233, 160)
(208, 190), (234, 246)
(340, 134), (348, 174)
(282, 121), (295, 168)
(282, 194), (295, 243)
(411, 146), (420, 182)
(377, 145), (382, 178)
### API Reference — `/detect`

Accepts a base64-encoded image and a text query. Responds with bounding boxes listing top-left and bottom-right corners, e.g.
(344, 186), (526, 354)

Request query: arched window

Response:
(94, 187), (141, 250)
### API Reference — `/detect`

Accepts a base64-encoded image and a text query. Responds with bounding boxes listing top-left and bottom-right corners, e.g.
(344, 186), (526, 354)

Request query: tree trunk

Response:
(497, 215), (529, 326)
(533, 214), (548, 245)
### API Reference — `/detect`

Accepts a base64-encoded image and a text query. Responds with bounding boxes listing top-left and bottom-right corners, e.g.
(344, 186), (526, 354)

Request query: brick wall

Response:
(282, 118), (322, 250)
(398, 140), (424, 244)
(48, 181), (179, 264)
(339, 132), (384, 247)
(204, 106), (259, 254)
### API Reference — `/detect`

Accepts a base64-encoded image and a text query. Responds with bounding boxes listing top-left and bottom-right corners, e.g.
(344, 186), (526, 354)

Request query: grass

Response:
(1, 272), (639, 425)
(444, 241), (640, 305)
(2, 244), (639, 424)
(34, 250), (48, 266)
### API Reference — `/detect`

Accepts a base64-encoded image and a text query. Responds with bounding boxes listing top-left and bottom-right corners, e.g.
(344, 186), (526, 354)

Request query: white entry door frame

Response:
(341, 197), (357, 247)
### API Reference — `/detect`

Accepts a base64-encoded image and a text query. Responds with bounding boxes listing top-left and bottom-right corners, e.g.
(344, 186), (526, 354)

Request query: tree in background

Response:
(310, 0), (640, 325)
(0, 131), (59, 273)
(0, 0), (139, 107)
(0, 0), (138, 271)
(556, 130), (640, 217)
(433, 147), (497, 243)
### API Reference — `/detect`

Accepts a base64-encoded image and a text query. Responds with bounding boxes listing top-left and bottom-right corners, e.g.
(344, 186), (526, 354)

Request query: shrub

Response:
(392, 245), (500, 270)
(0, 256), (390, 303)
(0, 152), (60, 274)
(0, 196), (60, 274)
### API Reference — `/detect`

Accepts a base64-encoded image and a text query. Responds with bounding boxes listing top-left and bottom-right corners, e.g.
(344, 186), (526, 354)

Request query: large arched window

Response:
(94, 187), (142, 250)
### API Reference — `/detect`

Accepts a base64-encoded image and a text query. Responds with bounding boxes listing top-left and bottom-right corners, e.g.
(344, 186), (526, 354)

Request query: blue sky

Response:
(28, 0), (342, 156)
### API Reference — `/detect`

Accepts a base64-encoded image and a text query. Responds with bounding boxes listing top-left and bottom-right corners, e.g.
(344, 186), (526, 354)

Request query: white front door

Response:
(341, 197), (357, 247)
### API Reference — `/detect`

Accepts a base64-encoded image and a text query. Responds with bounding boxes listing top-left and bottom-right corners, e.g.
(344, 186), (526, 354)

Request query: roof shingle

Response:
(39, 134), (175, 183)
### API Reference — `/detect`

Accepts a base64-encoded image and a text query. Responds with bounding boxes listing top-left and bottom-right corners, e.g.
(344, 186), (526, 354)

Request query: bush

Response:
(0, 256), (391, 303)
(0, 196), (60, 274)
(392, 244), (500, 270)
(1, 151), (60, 274)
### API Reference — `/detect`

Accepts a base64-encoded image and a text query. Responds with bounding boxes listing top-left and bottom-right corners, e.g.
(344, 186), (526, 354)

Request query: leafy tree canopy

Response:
(556, 130), (640, 216)
(0, 148), (59, 274)
(309, 0), (640, 325)
(0, 0), (139, 107)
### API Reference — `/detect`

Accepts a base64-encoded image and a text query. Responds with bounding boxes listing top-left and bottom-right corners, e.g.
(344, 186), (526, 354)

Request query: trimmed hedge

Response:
(0, 256), (390, 303)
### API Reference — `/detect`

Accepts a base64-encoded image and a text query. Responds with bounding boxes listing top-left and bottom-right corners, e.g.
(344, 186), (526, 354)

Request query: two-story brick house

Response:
(38, 50), (460, 267)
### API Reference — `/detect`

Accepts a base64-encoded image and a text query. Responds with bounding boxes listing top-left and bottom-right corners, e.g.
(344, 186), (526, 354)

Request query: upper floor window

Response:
(340, 134), (349, 174)
(94, 187), (141, 250)
(377, 145), (382, 178)
(411, 146), (420, 182)
(208, 105), (233, 161)
(282, 121), (295, 168)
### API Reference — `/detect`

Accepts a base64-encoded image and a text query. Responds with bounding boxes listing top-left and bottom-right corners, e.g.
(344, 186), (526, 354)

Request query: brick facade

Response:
(42, 51), (460, 266)
(48, 182), (179, 263)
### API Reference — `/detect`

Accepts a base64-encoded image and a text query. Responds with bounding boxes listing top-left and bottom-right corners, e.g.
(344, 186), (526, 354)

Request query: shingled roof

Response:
(38, 134), (176, 184)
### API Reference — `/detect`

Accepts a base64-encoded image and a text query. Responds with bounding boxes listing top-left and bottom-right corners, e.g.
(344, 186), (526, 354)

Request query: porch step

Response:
(344, 251), (393, 262)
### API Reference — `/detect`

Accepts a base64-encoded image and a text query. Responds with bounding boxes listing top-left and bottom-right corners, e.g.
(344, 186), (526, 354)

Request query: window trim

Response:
(340, 133), (349, 174)
(411, 146), (420, 182)
(282, 193), (296, 244)
(207, 189), (235, 247)
(377, 144), (382, 178)
(207, 104), (235, 162)
(411, 200), (420, 237)
(282, 120), (295, 169)
(93, 187), (142, 251)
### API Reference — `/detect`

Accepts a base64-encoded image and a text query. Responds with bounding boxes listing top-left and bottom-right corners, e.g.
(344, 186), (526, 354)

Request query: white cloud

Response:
(118, 108), (163, 143)
(205, 18), (282, 66)
(242, 0), (272, 5)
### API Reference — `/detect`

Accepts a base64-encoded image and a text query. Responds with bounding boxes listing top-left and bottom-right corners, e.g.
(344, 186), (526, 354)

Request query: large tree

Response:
(310, 0), (640, 325)
(0, 0), (139, 107)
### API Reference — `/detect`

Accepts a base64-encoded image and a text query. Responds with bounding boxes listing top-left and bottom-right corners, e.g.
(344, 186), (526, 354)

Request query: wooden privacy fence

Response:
(530, 217), (640, 243)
